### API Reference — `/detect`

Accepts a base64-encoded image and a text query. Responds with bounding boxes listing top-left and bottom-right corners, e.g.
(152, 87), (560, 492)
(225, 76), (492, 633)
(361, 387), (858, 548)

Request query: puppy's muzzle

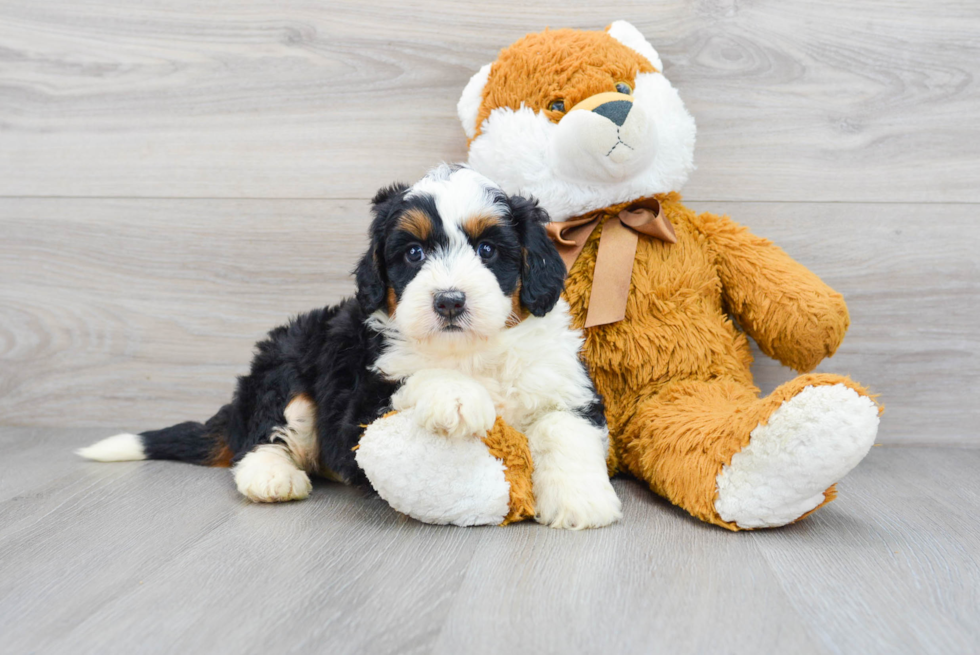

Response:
(433, 290), (467, 321)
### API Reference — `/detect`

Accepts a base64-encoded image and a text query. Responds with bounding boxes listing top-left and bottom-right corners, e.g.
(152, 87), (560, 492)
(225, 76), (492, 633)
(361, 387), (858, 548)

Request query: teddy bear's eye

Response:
(548, 100), (565, 113)
(616, 82), (633, 95)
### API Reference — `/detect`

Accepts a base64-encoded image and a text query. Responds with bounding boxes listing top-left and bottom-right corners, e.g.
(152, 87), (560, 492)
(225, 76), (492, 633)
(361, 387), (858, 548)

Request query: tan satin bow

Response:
(545, 197), (677, 328)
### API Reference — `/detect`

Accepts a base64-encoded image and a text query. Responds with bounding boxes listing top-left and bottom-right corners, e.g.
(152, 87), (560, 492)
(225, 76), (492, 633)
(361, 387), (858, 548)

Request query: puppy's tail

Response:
(76, 405), (234, 467)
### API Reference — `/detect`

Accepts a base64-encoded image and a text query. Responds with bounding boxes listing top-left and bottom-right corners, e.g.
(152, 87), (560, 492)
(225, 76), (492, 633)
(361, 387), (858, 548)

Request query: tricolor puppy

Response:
(78, 165), (622, 530)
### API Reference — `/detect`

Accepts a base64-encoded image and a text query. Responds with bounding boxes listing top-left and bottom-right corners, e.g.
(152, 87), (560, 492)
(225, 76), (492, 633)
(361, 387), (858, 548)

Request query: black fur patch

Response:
(508, 195), (567, 317)
(574, 362), (607, 429)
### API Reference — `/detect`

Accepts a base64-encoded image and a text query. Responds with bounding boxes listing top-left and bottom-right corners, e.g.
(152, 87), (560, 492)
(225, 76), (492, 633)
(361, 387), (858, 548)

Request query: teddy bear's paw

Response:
(714, 383), (879, 529)
(393, 370), (496, 439)
(234, 444), (312, 503)
(533, 470), (622, 530)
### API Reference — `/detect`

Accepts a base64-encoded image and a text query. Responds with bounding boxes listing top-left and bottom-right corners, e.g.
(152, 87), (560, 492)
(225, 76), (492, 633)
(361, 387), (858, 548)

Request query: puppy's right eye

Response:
(405, 244), (425, 263)
(477, 242), (496, 260)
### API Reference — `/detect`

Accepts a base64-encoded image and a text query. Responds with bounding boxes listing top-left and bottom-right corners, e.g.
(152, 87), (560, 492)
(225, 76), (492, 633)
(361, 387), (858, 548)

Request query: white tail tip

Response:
(76, 433), (146, 462)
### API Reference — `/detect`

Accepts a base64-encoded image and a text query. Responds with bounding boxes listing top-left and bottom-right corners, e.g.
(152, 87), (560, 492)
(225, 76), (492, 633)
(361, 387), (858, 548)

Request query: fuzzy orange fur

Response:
(447, 24), (878, 530)
(482, 417), (536, 525)
(561, 193), (876, 529)
(473, 28), (655, 142)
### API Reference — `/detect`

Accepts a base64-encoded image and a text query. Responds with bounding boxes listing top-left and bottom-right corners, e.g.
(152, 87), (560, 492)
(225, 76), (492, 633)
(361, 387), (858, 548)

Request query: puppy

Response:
(78, 164), (622, 529)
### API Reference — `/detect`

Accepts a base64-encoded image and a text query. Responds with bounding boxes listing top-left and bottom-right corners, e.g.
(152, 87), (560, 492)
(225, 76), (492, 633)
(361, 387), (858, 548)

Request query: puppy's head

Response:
(356, 164), (565, 344)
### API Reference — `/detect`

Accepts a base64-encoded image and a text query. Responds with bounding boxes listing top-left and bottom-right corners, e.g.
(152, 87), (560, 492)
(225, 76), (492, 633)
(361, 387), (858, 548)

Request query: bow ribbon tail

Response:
(546, 220), (601, 273)
(584, 218), (639, 328)
(545, 199), (673, 328)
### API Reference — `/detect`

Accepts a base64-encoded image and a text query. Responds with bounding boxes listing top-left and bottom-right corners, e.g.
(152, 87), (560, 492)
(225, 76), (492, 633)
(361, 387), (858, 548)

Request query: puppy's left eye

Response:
(477, 242), (496, 259)
(615, 82), (633, 95)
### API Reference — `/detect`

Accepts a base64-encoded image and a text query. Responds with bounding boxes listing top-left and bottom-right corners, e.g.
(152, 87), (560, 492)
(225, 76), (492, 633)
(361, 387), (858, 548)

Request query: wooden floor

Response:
(0, 428), (976, 655)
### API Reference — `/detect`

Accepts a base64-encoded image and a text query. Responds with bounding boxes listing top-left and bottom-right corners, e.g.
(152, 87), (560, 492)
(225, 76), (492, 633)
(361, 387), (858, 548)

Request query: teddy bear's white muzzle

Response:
(549, 99), (657, 184)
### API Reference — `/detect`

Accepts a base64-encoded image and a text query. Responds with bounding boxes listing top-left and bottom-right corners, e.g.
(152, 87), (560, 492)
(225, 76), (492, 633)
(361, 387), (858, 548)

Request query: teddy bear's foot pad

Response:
(714, 383), (879, 529)
(357, 411), (512, 526)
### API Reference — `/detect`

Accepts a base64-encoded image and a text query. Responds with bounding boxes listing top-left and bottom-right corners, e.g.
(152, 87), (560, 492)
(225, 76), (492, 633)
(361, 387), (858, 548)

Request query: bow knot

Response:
(545, 197), (676, 327)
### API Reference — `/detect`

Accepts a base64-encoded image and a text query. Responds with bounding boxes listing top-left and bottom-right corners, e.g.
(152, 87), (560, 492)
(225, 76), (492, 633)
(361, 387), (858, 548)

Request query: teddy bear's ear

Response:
(606, 20), (663, 72)
(457, 62), (493, 140)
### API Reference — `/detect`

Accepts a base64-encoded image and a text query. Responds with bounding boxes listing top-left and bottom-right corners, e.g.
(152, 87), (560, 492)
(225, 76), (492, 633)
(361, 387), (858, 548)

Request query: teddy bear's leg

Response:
(619, 374), (880, 530)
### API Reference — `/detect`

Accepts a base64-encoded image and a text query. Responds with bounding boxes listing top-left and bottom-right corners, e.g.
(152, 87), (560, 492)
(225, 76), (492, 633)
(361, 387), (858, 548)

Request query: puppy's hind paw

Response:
(234, 445), (312, 503)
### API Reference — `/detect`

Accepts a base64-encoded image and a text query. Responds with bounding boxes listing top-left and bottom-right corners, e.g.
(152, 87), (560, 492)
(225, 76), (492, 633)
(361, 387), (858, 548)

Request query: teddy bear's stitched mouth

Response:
(606, 138), (635, 157)
(605, 127), (635, 157)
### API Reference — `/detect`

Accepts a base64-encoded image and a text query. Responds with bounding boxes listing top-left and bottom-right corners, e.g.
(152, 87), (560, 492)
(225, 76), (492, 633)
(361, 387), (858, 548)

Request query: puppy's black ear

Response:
(354, 240), (385, 313)
(510, 195), (566, 317)
(371, 182), (409, 207)
(355, 183), (407, 313)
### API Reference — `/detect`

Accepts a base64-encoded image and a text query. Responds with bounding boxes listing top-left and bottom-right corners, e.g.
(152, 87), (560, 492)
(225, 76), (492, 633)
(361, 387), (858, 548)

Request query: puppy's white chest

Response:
(372, 300), (594, 431)
(467, 371), (534, 429)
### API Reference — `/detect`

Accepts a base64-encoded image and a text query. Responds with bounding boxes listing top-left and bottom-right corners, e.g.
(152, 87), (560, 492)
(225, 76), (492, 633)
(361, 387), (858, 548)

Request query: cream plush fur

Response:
(357, 410), (513, 526)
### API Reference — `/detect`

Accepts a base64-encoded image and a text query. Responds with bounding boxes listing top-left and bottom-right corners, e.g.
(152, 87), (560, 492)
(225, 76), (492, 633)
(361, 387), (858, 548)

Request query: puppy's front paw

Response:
(234, 445), (312, 503)
(416, 386), (496, 439)
(392, 370), (496, 439)
(533, 471), (622, 530)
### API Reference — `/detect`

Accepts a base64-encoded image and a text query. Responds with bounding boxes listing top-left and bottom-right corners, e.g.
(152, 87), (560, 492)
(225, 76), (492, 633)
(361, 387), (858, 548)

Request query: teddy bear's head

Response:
(458, 21), (696, 221)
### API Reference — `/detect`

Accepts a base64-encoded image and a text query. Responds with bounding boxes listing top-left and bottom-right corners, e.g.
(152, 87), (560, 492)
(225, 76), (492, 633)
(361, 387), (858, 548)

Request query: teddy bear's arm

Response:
(694, 211), (850, 372)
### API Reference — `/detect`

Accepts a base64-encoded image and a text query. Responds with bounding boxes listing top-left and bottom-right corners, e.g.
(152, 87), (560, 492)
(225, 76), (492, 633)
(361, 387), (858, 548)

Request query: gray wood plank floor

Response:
(1, 428), (977, 655)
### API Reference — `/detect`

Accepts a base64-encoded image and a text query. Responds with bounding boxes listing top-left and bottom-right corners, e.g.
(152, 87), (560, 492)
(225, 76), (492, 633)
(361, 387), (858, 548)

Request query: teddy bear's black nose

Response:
(593, 100), (632, 127)
(433, 290), (466, 320)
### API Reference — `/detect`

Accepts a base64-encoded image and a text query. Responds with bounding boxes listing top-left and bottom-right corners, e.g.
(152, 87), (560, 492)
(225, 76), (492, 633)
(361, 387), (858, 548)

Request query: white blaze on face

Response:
(394, 167), (515, 344)
(406, 166), (506, 238)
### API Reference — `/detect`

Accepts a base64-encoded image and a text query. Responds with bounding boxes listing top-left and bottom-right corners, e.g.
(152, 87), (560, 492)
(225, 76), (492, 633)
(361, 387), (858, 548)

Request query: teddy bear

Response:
(358, 21), (881, 531)
(446, 21), (883, 530)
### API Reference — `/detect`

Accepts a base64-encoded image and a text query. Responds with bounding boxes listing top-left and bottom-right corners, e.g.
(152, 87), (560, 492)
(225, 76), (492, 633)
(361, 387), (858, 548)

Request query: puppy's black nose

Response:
(592, 100), (632, 127)
(433, 290), (466, 320)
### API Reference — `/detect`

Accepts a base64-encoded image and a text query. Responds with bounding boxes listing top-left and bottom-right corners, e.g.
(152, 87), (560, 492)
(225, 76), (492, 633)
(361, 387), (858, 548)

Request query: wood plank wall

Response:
(1, 1), (978, 444)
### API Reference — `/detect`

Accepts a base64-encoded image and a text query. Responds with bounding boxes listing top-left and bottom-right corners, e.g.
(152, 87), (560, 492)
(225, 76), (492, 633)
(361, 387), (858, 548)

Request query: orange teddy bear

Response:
(455, 21), (882, 530)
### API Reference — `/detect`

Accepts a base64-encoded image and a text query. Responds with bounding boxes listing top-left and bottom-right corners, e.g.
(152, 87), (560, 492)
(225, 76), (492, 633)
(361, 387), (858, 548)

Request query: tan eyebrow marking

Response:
(462, 213), (504, 240)
(397, 208), (433, 241)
